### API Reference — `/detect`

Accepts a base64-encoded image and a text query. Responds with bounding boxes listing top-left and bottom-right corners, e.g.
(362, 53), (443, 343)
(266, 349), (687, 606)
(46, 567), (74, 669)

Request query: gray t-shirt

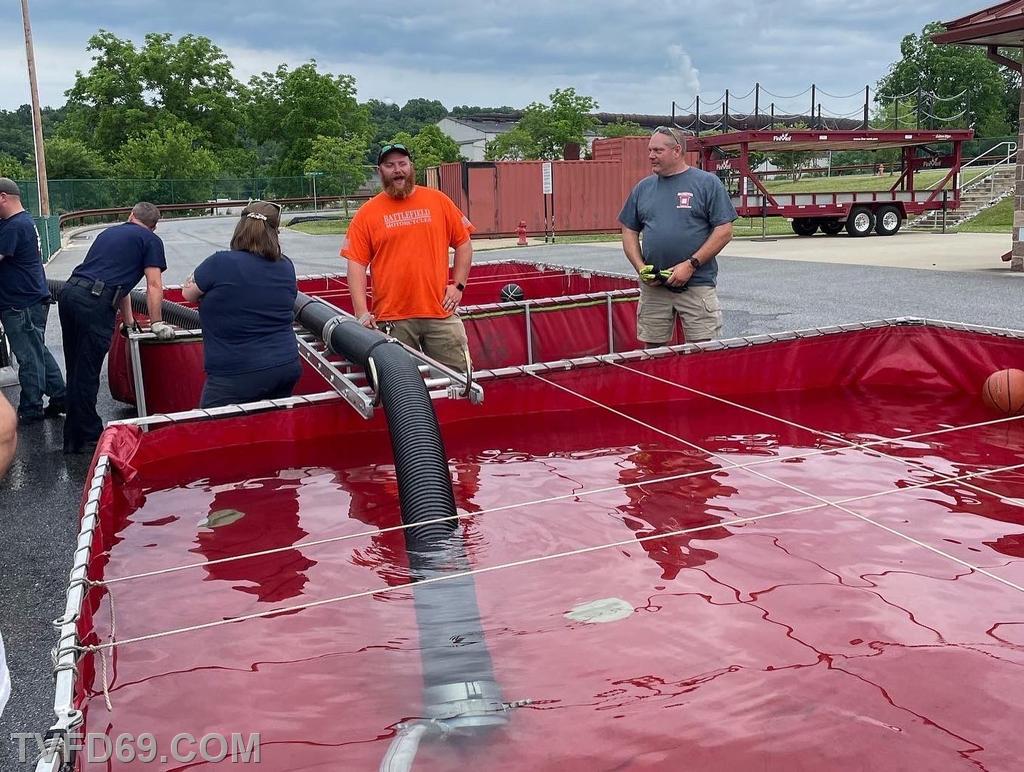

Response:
(618, 167), (737, 287)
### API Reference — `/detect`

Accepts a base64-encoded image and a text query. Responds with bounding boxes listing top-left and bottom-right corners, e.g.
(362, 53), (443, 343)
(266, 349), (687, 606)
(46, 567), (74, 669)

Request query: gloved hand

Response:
(356, 312), (376, 329)
(150, 320), (175, 341)
(638, 264), (673, 283)
(119, 319), (143, 337)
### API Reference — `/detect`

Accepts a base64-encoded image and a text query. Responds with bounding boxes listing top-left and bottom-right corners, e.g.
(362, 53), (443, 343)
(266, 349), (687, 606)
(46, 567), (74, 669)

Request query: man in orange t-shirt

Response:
(341, 143), (473, 372)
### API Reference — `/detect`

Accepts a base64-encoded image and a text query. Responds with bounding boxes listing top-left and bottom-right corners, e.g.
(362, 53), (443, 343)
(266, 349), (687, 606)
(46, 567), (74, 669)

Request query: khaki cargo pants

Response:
(379, 315), (471, 373)
(637, 282), (722, 344)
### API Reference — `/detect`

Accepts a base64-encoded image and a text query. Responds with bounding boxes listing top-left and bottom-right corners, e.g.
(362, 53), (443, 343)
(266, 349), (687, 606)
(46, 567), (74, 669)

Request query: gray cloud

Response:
(0, 0), (988, 113)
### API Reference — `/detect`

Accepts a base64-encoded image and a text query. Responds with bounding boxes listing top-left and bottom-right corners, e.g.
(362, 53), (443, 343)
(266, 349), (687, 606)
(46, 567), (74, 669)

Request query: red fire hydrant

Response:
(517, 220), (528, 246)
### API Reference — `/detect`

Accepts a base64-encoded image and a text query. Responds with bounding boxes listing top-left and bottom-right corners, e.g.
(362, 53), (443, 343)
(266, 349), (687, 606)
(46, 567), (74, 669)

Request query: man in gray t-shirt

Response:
(618, 127), (737, 344)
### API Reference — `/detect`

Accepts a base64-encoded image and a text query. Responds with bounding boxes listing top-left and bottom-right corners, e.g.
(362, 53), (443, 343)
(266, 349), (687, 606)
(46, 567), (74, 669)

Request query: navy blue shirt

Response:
(0, 211), (49, 311)
(194, 250), (299, 376)
(72, 222), (166, 289)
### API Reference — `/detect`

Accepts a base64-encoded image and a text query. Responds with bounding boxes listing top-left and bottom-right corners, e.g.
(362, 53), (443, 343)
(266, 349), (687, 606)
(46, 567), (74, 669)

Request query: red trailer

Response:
(693, 129), (974, 237)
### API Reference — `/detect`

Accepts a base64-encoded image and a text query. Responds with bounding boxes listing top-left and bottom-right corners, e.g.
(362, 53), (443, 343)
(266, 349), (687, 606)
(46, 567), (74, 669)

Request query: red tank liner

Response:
(49, 319), (1024, 772)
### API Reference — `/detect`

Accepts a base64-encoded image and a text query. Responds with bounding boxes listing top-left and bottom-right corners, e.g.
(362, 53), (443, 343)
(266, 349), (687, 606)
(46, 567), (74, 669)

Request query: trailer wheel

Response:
(845, 206), (875, 237)
(820, 220), (843, 236)
(792, 218), (818, 236)
(874, 205), (902, 236)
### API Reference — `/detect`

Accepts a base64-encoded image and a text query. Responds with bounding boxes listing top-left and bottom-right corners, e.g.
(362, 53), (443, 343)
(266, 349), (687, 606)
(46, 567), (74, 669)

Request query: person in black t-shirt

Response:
(57, 201), (172, 454)
(0, 177), (66, 423)
(182, 201), (300, 408)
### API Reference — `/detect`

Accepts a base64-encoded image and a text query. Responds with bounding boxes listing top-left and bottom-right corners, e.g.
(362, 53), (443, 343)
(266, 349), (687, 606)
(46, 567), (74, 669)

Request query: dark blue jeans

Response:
(200, 360), (302, 409)
(1, 301), (66, 419)
(58, 285), (117, 450)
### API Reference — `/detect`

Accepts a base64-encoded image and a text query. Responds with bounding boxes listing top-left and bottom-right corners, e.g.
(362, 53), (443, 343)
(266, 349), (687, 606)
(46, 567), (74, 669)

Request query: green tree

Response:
(113, 124), (220, 203)
(304, 134), (371, 195)
(0, 152), (28, 179)
(381, 125), (462, 182)
(399, 98), (448, 133)
(243, 61), (370, 176)
(600, 120), (644, 137)
(44, 137), (109, 179)
(366, 98), (402, 159)
(62, 30), (243, 157)
(485, 88), (598, 160)
(766, 123), (823, 180)
(0, 105), (65, 162)
(450, 105), (515, 117)
(484, 126), (538, 161)
(876, 22), (1012, 136)
(520, 88), (599, 159)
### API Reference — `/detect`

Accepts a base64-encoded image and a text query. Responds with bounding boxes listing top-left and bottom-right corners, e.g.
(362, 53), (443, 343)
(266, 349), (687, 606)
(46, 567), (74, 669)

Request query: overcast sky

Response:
(0, 1), (993, 117)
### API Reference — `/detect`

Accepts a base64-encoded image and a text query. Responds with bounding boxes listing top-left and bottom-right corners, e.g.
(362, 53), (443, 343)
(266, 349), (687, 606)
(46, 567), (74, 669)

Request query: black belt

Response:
(66, 276), (125, 307)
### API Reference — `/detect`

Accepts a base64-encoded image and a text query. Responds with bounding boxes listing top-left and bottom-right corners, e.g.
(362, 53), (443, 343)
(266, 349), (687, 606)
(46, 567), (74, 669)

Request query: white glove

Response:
(150, 320), (175, 341)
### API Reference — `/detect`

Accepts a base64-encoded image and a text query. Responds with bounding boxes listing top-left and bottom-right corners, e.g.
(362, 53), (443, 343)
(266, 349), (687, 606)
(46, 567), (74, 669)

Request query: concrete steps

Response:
(909, 166), (1015, 231)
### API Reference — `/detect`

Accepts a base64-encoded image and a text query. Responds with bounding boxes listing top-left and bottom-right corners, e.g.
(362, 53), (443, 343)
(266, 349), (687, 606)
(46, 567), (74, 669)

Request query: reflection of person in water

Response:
(192, 469), (316, 603)
(617, 446), (737, 580)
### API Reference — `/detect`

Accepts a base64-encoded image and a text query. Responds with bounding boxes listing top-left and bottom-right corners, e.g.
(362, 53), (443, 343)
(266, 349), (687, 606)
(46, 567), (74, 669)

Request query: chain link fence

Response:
(11, 171), (379, 217)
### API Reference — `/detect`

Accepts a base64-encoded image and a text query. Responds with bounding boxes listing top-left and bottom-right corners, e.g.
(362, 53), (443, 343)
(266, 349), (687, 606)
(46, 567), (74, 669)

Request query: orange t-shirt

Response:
(341, 187), (472, 321)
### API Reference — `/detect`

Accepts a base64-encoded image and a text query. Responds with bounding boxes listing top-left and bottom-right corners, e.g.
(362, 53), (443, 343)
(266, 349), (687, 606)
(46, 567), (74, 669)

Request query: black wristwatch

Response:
(454, 282), (465, 291)
(688, 257), (701, 269)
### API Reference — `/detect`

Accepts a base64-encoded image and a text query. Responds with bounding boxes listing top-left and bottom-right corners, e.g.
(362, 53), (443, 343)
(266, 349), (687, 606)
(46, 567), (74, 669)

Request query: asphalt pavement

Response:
(2, 216), (1022, 769)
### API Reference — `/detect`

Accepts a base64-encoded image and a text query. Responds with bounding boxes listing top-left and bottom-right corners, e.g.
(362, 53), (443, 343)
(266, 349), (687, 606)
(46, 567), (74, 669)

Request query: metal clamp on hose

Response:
(367, 356), (382, 407)
(422, 680), (510, 729)
(321, 315), (346, 355)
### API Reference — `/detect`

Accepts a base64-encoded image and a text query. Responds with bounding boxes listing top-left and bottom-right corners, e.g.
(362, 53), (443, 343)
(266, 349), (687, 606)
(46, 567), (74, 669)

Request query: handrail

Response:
(57, 194), (373, 227)
(927, 140), (1017, 191)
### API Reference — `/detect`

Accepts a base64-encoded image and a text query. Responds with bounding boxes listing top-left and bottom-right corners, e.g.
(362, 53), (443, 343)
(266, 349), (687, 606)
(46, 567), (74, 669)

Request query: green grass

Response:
(955, 196), (1013, 233)
(730, 218), (798, 237)
(287, 218), (350, 235)
(544, 233), (621, 243)
(764, 168), (967, 193)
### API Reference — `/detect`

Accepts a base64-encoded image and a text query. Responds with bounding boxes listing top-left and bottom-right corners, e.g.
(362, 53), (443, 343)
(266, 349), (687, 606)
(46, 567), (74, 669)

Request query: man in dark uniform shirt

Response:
(57, 202), (173, 454)
(0, 177), (66, 423)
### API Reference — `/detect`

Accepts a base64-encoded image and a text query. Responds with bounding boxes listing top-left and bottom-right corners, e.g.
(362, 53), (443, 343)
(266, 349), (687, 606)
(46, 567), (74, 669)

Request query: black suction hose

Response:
(47, 279), (201, 329)
(293, 292), (457, 547)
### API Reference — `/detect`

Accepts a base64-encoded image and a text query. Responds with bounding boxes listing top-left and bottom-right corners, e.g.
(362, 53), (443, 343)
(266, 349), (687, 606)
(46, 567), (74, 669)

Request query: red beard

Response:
(382, 170), (415, 199)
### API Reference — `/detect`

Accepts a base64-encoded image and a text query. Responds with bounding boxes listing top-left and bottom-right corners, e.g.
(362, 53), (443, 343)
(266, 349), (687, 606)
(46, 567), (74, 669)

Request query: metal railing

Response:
(927, 140), (1017, 192)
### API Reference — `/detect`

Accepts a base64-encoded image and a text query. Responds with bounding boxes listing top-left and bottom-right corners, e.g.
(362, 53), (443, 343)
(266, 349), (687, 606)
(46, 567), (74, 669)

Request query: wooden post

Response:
(20, 0), (49, 216)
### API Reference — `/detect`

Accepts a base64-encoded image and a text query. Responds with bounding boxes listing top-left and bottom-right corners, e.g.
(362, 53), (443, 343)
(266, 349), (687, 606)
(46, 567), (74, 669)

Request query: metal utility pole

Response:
(21, 0), (50, 216)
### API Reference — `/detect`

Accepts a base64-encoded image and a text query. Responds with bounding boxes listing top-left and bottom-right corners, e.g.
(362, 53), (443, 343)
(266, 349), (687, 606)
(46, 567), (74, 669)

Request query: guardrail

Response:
(58, 194), (373, 227)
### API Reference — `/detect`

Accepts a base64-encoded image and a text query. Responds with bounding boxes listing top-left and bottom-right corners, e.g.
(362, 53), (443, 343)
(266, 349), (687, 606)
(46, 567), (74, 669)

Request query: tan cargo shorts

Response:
(637, 282), (722, 344)
(379, 315), (471, 373)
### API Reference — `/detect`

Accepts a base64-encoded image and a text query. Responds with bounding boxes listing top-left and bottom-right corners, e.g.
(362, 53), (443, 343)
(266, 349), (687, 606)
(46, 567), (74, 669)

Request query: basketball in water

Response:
(981, 368), (1024, 415)
(500, 283), (524, 303)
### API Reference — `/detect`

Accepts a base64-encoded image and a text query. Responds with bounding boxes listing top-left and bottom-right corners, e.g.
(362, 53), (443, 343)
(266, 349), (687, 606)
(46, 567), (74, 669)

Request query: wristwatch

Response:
(688, 257), (701, 269)
(454, 282), (465, 291)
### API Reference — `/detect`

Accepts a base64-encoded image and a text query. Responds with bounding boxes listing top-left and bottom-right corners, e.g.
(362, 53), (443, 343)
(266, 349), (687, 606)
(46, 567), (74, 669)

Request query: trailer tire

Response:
(792, 218), (818, 236)
(874, 205), (902, 236)
(820, 220), (843, 236)
(845, 206), (875, 237)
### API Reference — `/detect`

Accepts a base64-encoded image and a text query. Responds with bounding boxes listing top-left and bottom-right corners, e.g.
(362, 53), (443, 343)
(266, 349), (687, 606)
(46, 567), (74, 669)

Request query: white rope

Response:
(96, 409), (1024, 586)
(80, 456), (1024, 654)
(610, 361), (1022, 509)
(530, 371), (1024, 595)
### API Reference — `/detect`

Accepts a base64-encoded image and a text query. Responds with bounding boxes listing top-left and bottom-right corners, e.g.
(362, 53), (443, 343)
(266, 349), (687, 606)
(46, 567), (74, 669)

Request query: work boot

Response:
(44, 399), (66, 418)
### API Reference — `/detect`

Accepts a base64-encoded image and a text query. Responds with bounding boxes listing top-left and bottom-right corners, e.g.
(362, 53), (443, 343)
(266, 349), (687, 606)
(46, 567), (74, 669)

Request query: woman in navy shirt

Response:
(182, 201), (301, 408)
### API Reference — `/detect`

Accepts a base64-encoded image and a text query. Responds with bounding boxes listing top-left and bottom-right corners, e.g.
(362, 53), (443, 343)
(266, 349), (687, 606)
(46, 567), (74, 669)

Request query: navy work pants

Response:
(58, 284), (117, 452)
